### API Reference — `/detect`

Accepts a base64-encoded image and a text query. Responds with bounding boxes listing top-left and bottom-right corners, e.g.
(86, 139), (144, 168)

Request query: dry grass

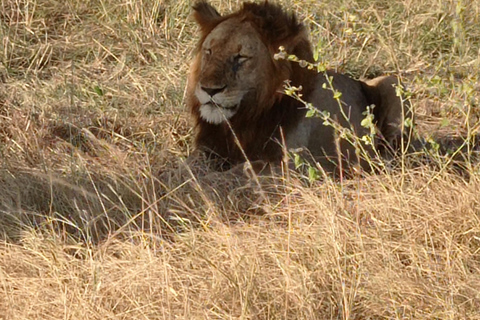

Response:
(1, 0), (480, 319)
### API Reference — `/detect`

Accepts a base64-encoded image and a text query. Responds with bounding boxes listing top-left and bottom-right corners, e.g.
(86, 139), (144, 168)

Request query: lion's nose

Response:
(201, 85), (226, 97)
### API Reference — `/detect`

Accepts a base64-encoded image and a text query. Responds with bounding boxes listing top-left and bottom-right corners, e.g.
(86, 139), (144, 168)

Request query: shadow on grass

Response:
(0, 132), (478, 245)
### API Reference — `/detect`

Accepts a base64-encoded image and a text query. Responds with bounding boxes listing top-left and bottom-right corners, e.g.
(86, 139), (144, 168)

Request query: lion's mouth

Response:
(199, 102), (238, 124)
(207, 98), (239, 109)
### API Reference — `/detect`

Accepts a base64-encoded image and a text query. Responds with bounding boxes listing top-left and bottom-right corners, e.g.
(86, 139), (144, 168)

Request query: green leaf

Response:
(320, 110), (330, 119)
(287, 54), (298, 61)
(294, 153), (303, 169)
(317, 63), (326, 72)
(404, 118), (413, 128)
(361, 135), (373, 145)
(306, 109), (317, 118)
(427, 138), (440, 152)
(308, 166), (320, 182)
(361, 117), (372, 128)
(440, 118), (449, 127)
(94, 85), (104, 96)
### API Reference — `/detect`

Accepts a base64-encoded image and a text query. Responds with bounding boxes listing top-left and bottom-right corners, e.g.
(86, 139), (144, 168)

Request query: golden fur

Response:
(186, 1), (410, 174)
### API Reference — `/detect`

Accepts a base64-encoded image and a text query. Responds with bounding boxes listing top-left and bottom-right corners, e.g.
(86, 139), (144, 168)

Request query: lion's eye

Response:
(204, 48), (212, 56)
(234, 55), (249, 64)
(232, 54), (250, 72)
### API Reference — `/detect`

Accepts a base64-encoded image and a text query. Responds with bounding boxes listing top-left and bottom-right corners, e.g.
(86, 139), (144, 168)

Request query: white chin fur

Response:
(199, 104), (236, 124)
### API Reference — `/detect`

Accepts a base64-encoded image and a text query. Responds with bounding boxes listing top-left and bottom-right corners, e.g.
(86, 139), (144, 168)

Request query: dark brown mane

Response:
(188, 1), (317, 168)
(192, 1), (313, 61)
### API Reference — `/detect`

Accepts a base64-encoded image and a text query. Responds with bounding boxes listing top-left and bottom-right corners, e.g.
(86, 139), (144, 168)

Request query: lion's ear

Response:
(192, 1), (221, 32)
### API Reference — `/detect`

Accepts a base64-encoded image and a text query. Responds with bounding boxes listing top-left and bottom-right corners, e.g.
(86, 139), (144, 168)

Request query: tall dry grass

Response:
(1, 0), (480, 319)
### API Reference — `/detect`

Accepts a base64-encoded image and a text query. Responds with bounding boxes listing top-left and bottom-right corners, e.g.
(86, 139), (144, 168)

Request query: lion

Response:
(186, 1), (411, 175)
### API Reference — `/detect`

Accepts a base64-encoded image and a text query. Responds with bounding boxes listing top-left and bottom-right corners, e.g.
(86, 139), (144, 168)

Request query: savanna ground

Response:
(1, 0), (480, 319)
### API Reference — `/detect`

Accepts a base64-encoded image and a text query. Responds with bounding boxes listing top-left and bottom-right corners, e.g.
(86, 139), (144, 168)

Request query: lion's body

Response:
(187, 1), (410, 173)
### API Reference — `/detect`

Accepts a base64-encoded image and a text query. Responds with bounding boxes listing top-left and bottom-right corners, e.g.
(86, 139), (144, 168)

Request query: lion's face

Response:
(194, 18), (275, 124)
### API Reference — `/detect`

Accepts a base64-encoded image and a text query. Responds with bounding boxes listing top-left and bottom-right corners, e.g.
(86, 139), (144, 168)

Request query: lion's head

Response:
(186, 1), (317, 165)
(187, 1), (313, 125)
(192, 16), (273, 124)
